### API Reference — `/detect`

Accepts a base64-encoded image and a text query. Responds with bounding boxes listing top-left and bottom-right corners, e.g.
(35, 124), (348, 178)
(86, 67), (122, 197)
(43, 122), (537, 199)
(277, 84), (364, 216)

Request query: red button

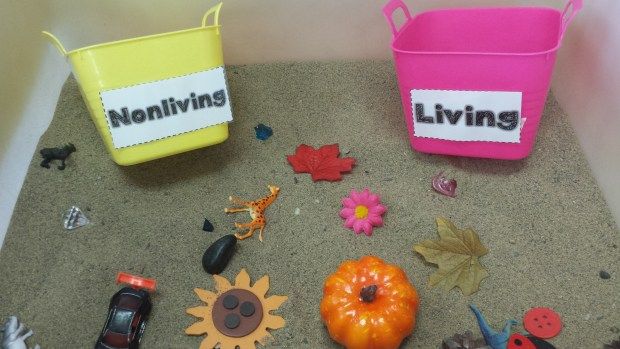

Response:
(507, 333), (536, 349)
(523, 307), (562, 339)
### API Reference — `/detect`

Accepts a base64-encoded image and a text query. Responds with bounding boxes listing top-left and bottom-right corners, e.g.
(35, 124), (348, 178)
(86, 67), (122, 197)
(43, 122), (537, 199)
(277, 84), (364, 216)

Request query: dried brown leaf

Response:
(414, 217), (489, 296)
(441, 330), (490, 349)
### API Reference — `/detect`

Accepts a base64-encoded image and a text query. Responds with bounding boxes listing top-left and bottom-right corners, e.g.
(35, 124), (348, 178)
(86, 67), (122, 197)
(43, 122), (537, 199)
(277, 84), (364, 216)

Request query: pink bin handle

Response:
(382, 0), (412, 38)
(561, 0), (582, 39)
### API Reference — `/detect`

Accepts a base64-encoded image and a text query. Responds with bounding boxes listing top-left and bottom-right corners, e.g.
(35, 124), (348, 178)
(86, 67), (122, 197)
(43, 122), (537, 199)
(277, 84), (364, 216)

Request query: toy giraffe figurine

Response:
(225, 185), (280, 242)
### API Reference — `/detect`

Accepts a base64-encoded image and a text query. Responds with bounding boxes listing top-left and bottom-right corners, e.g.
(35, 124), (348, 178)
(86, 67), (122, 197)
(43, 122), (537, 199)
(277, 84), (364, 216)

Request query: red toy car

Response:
(95, 273), (156, 349)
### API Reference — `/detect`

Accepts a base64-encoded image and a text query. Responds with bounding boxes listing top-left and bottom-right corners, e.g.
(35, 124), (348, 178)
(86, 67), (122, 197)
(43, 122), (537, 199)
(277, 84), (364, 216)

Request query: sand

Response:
(0, 61), (618, 348)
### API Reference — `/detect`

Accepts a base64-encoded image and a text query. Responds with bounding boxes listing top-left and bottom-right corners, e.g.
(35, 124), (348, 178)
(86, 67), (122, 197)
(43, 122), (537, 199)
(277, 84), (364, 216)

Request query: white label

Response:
(411, 89), (522, 143)
(100, 67), (233, 148)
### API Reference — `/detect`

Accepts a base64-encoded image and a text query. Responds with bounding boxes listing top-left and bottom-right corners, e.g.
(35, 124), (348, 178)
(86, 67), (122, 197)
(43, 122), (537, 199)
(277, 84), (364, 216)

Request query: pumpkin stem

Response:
(360, 285), (378, 303)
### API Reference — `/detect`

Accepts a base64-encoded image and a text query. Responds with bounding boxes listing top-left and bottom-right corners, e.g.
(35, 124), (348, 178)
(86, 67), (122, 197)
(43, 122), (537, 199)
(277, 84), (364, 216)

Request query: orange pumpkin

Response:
(320, 256), (420, 349)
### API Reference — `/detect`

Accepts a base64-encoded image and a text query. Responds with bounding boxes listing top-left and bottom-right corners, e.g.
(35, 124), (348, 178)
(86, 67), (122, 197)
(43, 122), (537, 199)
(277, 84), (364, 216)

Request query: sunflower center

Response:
(212, 289), (264, 337)
(354, 205), (369, 219)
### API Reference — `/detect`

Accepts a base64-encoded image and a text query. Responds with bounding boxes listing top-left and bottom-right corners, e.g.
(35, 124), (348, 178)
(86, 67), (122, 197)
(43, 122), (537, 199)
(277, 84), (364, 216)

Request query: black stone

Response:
(202, 235), (237, 274)
(223, 295), (239, 309)
(202, 219), (214, 232)
(224, 314), (240, 329)
(240, 301), (255, 317)
(600, 270), (611, 279)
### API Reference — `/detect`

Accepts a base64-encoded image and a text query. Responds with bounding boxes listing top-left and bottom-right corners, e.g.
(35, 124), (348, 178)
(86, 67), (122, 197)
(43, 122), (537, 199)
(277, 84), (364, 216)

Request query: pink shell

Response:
(432, 172), (457, 197)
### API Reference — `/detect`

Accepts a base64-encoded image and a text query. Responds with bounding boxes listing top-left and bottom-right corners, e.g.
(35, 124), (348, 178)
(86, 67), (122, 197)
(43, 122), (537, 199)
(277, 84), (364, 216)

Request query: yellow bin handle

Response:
(41, 31), (67, 56)
(202, 2), (223, 28)
(41, 2), (223, 56)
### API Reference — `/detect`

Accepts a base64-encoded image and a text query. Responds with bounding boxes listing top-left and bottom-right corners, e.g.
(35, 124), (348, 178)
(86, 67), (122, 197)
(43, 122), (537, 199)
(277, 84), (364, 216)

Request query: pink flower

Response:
(339, 188), (387, 236)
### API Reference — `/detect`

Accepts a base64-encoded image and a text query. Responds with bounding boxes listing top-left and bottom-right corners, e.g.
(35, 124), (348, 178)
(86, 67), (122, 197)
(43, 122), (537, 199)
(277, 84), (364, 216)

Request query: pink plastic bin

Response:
(383, 0), (581, 159)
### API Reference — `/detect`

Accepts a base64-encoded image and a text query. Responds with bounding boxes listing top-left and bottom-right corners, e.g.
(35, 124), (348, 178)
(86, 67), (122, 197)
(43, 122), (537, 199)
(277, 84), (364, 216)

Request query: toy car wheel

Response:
(138, 320), (147, 342)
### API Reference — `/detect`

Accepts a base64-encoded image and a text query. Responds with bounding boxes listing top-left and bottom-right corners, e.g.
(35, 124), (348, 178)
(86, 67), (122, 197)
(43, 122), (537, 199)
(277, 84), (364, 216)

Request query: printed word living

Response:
(415, 103), (519, 131)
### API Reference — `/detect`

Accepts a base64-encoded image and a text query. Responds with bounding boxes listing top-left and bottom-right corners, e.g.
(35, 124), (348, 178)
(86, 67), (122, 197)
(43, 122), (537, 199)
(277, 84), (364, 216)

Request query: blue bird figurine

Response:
(254, 123), (273, 141)
(470, 304), (517, 349)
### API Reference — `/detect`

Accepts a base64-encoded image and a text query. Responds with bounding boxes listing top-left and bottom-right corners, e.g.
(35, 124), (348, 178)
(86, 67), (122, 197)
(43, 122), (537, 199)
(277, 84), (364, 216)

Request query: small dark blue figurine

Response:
(470, 304), (517, 349)
(254, 124), (273, 141)
(40, 143), (76, 170)
(202, 219), (214, 232)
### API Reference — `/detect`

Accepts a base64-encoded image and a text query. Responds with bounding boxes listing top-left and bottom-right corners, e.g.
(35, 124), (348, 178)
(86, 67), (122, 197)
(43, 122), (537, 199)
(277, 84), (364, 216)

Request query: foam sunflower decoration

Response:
(339, 188), (387, 236)
(185, 269), (287, 349)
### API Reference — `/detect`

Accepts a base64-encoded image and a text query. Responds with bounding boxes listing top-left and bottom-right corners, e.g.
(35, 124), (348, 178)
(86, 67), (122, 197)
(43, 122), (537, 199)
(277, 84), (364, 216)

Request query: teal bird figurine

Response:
(470, 304), (517, 349)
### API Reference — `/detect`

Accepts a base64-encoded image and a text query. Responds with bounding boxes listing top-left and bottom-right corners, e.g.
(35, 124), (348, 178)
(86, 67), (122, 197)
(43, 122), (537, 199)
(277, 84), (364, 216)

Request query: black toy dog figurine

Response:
(40, 143), (76, 170)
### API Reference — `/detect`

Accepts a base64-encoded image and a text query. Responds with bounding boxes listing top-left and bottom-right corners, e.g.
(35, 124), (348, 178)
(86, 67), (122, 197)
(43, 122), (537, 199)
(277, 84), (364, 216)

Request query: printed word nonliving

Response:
(107, 90), (227, 128)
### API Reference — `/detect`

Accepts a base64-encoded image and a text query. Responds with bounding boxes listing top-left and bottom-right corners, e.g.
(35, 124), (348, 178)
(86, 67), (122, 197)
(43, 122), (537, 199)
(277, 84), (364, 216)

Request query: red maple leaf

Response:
(286, 144), (356, 182)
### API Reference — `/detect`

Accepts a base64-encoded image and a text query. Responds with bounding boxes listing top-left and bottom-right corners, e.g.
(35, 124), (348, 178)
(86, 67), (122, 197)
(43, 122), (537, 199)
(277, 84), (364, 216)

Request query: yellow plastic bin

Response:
(43, 3), (232, 165)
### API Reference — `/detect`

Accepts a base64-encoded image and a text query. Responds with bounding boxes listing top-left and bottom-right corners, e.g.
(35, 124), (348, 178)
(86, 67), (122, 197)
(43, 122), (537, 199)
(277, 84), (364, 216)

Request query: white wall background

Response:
(1, 0), (618, 246)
